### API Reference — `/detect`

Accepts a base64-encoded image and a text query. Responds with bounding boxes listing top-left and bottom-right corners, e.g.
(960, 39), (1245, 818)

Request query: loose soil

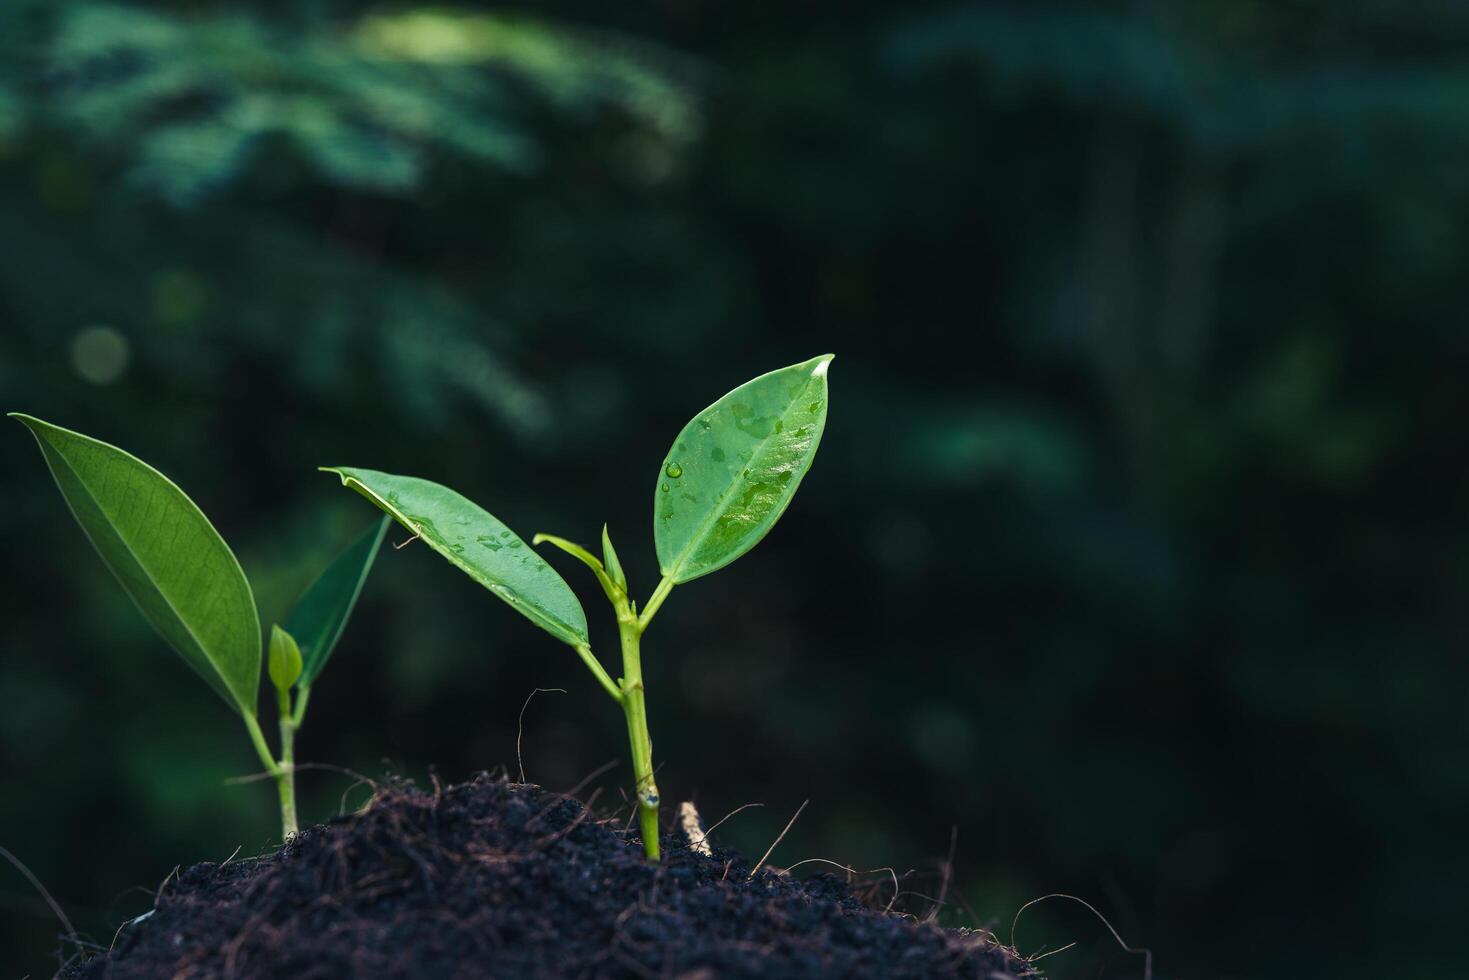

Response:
(63, 774), (1039, 979)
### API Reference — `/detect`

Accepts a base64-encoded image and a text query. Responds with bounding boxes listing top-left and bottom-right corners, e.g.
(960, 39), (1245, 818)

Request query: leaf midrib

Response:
(663, 375), (814, 582)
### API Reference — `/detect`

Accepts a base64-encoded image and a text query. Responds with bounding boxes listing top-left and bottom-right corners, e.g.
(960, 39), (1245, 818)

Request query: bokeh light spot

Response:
(70, 325), (131, 385)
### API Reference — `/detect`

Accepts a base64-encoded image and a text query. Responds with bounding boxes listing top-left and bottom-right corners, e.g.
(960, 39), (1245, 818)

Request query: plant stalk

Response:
(276, 685), (299, 838)
(242, 709), (297, 838)
(617, 607), (660, 861)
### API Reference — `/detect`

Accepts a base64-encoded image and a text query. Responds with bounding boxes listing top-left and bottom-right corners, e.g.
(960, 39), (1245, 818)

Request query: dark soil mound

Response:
(64, 775), (1038, 979)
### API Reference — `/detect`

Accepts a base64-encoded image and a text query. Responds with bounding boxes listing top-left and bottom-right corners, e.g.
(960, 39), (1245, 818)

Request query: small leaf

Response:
(9, 414), (262, 715)
(285, 515), (390, 688)
(531, 533), (603, 576)
(268, 625), (303, 693)
(322, 467), (589, 648)
(653, 355), (833, 584)
(533, 532), (621, 603)
(601, 523), (627, 592)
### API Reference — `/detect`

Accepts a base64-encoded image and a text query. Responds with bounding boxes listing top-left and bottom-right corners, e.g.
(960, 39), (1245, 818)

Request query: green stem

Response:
(275, 685), (299, 838)
(617, 608), (660, 861)
(242, 710), (297, 837)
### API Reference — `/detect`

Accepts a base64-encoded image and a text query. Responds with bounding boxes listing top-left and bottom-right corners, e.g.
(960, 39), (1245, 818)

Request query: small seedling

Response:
(324, 354), (832, 861)
(9, 414), (388, 837)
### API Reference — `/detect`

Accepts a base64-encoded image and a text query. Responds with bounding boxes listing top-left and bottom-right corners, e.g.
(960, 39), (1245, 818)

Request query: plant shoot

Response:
(324, 354), (833, 860)
(9, 414), (388, 837)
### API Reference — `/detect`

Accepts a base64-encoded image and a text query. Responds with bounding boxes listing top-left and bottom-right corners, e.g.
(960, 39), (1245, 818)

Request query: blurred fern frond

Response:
(41, 3), (702, 202)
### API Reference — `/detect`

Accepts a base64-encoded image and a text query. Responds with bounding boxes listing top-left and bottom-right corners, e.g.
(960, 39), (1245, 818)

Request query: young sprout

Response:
(9, 414), (388, 837)
(323, 354), (833, 861)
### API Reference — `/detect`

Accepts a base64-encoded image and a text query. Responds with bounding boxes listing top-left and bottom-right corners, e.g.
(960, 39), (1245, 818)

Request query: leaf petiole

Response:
(290, 684), (312, 728)
(241, 711), (283, 779)
(637, 575), (675, 633)
(574, 644), (623, 703)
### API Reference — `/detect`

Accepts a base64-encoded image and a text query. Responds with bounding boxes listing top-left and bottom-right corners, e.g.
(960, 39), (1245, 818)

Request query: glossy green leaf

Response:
(9, 413), (261, 715)
(268, 625), (303, 693)
(322, 467), (589, 647)
(654, 355), (833, 583)
(601, 523), (627, 593)
(285, 515), (390, 687)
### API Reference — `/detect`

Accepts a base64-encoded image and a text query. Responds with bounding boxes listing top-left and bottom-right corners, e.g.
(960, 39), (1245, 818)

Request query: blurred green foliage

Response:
(2, 2), (1467, 978)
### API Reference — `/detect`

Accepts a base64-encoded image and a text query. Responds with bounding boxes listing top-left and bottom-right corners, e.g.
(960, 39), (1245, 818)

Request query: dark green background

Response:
(2, 2), (1464, 977)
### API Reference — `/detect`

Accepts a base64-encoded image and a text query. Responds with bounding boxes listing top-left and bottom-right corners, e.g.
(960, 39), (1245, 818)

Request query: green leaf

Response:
(532, 531), (621, 604)
(654, 355), (833, 584)
(9, 413), (262, 715)
(601, 523), (627, 593)
(322, 467), (589, 648)
(268, 625), (303, 693)
(285, 515), (390, 687)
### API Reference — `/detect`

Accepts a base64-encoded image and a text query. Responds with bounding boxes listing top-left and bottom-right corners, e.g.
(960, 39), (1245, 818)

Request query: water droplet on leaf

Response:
(665, 462), (683, 479)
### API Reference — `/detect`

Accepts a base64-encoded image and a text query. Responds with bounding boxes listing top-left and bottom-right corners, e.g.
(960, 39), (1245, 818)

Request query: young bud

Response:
(268, 624), (304, 693)
(601, 524), (627, 593)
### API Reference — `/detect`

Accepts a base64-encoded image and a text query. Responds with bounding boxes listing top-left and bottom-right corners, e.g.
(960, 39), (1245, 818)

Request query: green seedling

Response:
(323, 354), (833, 861)
(9, 414), (389, 837)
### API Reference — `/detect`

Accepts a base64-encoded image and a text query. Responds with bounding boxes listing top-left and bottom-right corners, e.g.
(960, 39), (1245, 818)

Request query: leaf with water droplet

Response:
(653, 355), (832, 584)
(321, 467), (588, 648)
